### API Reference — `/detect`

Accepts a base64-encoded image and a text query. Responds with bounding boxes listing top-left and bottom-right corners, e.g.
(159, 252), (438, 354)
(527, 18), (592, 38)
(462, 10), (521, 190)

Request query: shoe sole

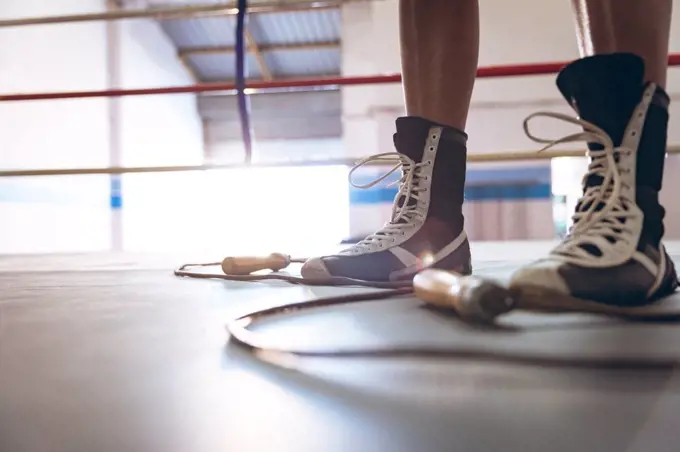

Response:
(510, 285), (680, 320)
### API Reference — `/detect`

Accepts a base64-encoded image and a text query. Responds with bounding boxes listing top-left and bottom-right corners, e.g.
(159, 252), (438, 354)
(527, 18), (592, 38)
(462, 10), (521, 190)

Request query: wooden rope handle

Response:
(221, 253), (291, 275)
(413, 269), (516, 323)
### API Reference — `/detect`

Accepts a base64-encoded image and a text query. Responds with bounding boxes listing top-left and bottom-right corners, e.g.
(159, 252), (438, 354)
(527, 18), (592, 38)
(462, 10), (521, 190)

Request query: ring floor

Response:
(2, 241), (680, 452)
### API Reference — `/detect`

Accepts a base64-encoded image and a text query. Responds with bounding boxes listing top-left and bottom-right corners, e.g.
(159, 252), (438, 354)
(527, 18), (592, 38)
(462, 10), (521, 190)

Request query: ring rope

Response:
(3, 147), (679, 178)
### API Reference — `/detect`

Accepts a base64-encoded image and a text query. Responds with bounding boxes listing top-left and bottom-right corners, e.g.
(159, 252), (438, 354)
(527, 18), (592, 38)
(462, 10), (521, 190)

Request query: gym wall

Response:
(0, 0), (203, 253)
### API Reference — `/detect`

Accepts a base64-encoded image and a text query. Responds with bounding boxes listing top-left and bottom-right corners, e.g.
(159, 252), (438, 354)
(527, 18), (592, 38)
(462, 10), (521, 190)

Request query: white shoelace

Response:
(523, 111), (639, 266)
(344, 152), (429, 253)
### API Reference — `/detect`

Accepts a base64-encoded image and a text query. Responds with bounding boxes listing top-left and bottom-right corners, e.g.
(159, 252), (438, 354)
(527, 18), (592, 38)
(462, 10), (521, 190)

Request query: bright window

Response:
(122, 166), (350, 256)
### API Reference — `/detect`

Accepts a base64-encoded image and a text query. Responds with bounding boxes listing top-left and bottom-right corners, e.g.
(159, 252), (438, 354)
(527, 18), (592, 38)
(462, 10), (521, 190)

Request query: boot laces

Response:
(524, 111), (639, 266)
(342, 152), (429, 253)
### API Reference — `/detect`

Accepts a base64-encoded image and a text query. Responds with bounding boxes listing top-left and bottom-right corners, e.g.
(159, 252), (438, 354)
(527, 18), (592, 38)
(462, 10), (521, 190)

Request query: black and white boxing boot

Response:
(510, 53), (678, 307)
(301, 116), (471, 282)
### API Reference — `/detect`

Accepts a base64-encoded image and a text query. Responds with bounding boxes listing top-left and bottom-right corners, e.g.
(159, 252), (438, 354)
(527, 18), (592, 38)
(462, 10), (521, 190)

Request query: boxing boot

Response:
(301, 116), (471, 281)
(510, 53), (678, 306)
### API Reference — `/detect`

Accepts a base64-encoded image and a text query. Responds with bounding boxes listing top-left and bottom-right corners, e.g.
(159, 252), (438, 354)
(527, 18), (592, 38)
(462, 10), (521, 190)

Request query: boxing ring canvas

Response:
(2, 241), (680, 452)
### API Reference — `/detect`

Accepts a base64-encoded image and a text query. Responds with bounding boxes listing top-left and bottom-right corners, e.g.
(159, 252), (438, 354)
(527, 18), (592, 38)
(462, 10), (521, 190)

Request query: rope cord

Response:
(175, 262), (680, 371)
(235, 0), (253, 164)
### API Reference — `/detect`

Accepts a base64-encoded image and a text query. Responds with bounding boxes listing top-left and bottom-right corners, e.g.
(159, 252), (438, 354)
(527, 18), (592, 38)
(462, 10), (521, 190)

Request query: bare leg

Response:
(571, 0), (672, 87)
(399, 0), (479, 130)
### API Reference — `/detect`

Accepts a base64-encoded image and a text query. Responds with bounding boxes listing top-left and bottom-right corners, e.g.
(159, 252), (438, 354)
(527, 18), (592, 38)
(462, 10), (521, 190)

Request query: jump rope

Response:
(175, 252), (680, 370)
(176, 2), (680, 371)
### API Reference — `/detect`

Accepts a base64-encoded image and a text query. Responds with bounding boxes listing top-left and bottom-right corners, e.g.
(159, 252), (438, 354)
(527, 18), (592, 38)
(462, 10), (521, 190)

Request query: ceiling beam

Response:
(179, 40), (340, 58)
(245, 28), (273, 81)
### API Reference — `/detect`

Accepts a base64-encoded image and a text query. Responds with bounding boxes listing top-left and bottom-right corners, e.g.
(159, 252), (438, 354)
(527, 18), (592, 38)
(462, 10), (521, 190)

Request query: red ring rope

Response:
(2, 54), (679, 102)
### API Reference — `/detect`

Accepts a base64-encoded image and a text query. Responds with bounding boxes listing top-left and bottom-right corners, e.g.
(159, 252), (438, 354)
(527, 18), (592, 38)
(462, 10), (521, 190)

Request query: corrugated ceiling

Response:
(161, 17), (236, 48)
(248, 10), (341, 45)
(155, 4), (342, 80)
(139, 0), (350, 136)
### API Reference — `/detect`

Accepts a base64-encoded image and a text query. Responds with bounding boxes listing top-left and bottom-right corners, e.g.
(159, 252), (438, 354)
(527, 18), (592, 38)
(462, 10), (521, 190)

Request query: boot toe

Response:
(509, 259), (571, 294)
(300, 257), (332, 279)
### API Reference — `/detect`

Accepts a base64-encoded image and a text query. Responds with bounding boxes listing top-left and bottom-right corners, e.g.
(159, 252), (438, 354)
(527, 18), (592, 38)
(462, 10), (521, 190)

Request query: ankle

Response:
(637, 187), (666, 245)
